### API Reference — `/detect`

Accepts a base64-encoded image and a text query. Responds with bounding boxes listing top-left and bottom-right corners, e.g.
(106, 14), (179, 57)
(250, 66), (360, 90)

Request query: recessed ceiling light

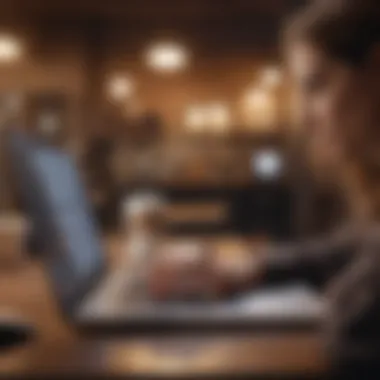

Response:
(145, 41), (190, 74)
(0, 34), (23, 63)
(106, 74), (135, 103)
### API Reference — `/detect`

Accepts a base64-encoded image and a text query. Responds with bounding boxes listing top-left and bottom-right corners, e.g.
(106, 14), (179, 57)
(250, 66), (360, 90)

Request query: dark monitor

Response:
(6, 130), (105, 312)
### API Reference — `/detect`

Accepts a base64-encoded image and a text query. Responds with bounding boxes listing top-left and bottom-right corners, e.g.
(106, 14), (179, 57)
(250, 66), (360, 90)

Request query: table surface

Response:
(0, 235), (328, 379)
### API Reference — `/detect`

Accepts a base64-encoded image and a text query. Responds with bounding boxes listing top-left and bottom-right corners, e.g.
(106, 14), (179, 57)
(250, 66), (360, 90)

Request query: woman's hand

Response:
(147, 242), (219, 301)
(217, 252), (266, 294)
(147, 241), (266, 301)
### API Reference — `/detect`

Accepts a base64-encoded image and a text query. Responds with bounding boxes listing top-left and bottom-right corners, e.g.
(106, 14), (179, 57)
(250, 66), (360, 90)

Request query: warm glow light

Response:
(185, 103), (231, 133)
(107, 74), (135, 103)
(207, 103), (230, 133)
(184, 105), (207, 132)
(244, 89), (269, 109)
(145, 42), (190, 74)
(0, 34), (23, 63)
(261, 66), (282, 88)
(242, 88), (276, 129)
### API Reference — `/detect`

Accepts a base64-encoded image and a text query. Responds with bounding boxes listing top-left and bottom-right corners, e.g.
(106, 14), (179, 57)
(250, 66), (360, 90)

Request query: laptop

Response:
(6, 130), (326, 333)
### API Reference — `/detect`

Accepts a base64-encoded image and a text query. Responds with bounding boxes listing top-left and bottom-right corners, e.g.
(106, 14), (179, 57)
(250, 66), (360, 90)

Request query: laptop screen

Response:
(32, 150), (104, 278)
(7, 131), (105, 311)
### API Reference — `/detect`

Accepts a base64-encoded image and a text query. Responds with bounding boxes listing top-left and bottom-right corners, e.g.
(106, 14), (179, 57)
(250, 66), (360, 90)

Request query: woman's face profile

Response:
(287, 41), (379, 177)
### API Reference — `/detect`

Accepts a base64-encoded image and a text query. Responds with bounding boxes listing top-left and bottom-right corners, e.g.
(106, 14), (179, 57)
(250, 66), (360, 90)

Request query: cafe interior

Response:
(0, 0), (351, 378)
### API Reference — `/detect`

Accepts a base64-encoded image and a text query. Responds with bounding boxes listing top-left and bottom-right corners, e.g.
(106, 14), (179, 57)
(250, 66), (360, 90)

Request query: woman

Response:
(151, 0), (380, 376)
(236, 0), (380, 374)
(269, 0), (380, 374)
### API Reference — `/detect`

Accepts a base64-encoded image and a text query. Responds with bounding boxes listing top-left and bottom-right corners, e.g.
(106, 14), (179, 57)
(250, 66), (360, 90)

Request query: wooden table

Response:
(0, 235), (328, 379)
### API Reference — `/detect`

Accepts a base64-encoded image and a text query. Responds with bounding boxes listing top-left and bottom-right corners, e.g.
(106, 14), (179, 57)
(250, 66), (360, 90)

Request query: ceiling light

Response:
(145, 41), (190, 74)
(107, 74), (135, 103)
(0, 34), (23, 63)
